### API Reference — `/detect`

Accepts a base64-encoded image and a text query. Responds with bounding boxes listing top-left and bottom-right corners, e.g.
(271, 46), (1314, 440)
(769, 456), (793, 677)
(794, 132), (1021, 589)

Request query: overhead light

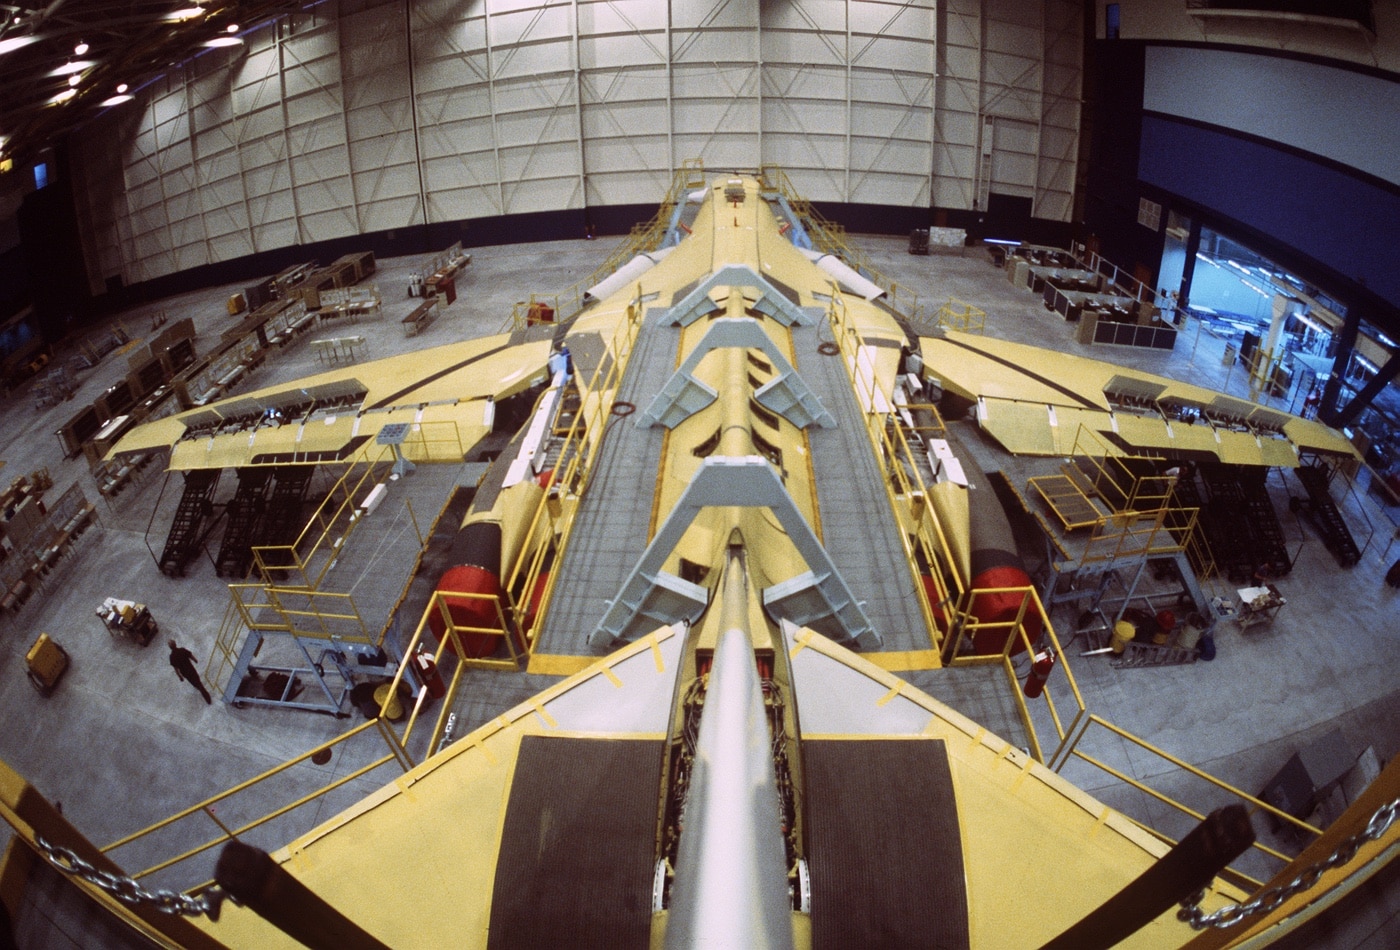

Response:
(168, 4), (206, 22)
(0, 36), (39, 55)
(101, 94), (135, 106)
(52, 60), (94, 76)
(74, 41), (89, 56)
(68, 73), (81, 87)
(117, 83), (128, 94)
(227, 23), (239, 33)
(52, 88), (77, 104)
(203, 36), (244, 48)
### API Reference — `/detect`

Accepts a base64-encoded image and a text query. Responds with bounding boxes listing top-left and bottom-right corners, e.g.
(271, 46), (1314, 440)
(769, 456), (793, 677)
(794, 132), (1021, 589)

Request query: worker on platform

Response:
(168, 640), (212, 704)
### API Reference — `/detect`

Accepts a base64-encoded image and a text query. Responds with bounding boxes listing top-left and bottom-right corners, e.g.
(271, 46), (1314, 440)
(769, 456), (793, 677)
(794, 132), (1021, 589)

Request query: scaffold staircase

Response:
(159, 468), (221, 577)
(1291, 462), (1361, 567)
(215, 468), (272, 578)
(1198, 463), (1290, 581)
(257, 465), (315, 550)
(1020, 441), (1216, 632)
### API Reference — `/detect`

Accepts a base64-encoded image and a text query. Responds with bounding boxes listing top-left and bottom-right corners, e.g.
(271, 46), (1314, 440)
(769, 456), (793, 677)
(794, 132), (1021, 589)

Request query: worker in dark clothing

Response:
(168, 640), (212, 704)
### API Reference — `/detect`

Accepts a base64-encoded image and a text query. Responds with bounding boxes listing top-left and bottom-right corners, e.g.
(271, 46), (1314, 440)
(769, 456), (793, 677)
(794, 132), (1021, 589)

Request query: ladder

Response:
(1291, 464), (1361, 568)
(215, 468), (272, 578)
(159, 469), (221, 577)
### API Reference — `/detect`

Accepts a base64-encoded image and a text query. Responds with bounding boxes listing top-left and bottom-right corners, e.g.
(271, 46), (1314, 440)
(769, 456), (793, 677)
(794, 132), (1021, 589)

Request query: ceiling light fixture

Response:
(227, 23), (239, 33)
(0, 36), (38, 55)
(52, 60), (94, 76)
(68, 73), (81, 87)
(117, 83), (128, 94)
(52, 88), (77, 104)
(101, 94), (135, 106)
(204, 36), (243, 48)
(168, 4), (206, 22)
(74, 41), (89, 56)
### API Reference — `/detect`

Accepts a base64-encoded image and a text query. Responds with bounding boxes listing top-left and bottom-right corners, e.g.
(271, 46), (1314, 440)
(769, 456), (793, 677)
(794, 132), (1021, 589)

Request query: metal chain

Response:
(32, 835), (227, 921)
(1178, 797), (1399, 930)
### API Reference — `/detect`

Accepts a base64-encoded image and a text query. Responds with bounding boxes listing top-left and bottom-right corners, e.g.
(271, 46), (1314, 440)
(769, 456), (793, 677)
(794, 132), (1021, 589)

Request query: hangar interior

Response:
(0, 1), (1396, 947)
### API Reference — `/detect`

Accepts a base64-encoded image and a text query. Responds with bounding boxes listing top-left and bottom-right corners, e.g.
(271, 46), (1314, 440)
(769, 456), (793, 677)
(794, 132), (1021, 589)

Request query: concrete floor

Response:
(1, 233), (1397, 920)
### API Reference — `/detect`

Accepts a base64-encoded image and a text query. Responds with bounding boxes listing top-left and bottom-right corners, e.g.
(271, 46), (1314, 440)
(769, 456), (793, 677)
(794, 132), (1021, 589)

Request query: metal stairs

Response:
(255, 465), (316, 552)
(1290, 464), (1361, 567)
(159, 469), (222, 577)
(1198, 463), (1289, 582)
(215, 468), (272, 578)
(1238, 467), (1291, 577)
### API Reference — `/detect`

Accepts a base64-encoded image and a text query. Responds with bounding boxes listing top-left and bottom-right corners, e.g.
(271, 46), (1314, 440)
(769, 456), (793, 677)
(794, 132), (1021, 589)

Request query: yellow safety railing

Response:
(206, 587), (265, 697)
(811, 223), (1312, 890)
(207, 586), (375, 697)
(251, 448), (391, 589)
(946, 582), (1088, 767)
(1075, 507), (1187, 566)
(395, 418), (467, 464)
(1026, 426), (1208, 570)
(262, 587), (373, 643)
(505, 290), (648, 653)
(759, 165), (924, 324)
(939, 574), (1317, 886)
(98, 719), (408, 892)
(931, 298), (987, 334)
(507, 163), (703, 333)
(391, 286), (648, 689)
(824, 286), (963, 655)
(1053, 714), (1324, 885)
(365, 587), (527, 764)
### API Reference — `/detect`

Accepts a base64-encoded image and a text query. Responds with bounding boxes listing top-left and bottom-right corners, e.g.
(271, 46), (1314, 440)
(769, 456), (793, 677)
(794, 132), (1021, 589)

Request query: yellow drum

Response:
(1110, 620), (1136, 654)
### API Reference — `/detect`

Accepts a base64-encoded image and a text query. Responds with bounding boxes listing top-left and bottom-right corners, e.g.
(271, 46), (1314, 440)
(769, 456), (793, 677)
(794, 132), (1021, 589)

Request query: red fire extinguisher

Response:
(413, 652), (446, 700)
(1023, 648), (1056, 698)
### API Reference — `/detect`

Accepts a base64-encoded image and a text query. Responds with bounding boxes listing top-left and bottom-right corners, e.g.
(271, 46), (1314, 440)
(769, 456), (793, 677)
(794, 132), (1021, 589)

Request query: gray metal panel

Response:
(1104, 375), (1168, 403)
(640, 318), (834, 430)
(532, 314), (675, 654)
(589, 455), (879, 653)
(793, 325), (929, 651)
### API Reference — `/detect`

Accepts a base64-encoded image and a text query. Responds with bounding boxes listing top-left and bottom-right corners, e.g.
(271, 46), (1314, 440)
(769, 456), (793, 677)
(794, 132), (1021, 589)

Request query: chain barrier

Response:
(1178, 797), (1399, 930)
(32, 835), (228, 921)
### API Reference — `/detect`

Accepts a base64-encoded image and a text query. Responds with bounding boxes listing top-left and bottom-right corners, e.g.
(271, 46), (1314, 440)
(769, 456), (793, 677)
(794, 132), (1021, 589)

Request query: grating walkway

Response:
(793, 326), (930, 652)
(533, 313), (676, 654)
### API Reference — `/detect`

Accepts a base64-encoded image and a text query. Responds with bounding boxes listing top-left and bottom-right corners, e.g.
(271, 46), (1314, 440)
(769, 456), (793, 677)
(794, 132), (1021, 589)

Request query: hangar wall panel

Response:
(71, 0), (1081, 287)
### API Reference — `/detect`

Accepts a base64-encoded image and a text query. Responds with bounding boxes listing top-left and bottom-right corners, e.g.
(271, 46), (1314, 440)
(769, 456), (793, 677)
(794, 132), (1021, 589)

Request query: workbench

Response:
(311, 335), (367, 364)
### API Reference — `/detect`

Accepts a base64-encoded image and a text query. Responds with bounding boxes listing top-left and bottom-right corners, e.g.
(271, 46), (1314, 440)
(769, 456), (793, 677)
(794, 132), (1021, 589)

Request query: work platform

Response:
(531, 313), (672, 656)
(795, 324), (929, 652)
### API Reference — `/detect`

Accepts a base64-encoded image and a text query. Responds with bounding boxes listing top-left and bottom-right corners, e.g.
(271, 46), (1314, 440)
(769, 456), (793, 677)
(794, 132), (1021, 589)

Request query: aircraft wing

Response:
(109, 333), (554, 471)
(920, 331), (1357, 465)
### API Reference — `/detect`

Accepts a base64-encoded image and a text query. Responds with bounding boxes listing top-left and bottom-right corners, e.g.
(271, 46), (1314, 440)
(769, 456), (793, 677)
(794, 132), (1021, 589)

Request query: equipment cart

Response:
(1236, 583), (1285, 630)
(96, 597), (159, 646)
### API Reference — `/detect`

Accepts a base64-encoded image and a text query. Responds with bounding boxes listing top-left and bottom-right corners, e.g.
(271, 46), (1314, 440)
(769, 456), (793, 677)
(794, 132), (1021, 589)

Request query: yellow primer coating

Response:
(83, 173), (1382, 950)
(920, 332), (1357, 464)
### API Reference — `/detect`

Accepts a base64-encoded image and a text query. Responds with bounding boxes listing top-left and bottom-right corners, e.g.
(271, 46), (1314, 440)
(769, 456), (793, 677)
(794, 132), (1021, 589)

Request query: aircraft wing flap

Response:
(1284, 417), (1360, 459)
(1110, 413), (1174, 451)
(164, 400), (495, 471)
(110, 334), (550, 468)
(978, 399), (1058, 455)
